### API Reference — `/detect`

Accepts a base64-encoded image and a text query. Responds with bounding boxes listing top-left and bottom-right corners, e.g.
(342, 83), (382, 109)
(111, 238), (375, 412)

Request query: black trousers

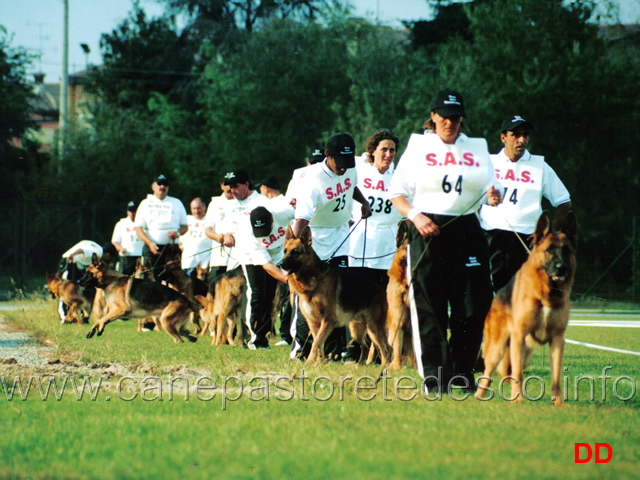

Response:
(408, 214), (493, 380)
(117, 255), (140, 276)
(243, 264), (278, 348)
(485, 229), (531, 292)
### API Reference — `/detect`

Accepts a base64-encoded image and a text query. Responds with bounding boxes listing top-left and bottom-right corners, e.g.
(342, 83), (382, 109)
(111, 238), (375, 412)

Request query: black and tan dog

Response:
(476, 211), (577, 405)
(162, 252), (209, 334)
(46, 272), (92, 325)
(281, 226), (390, 366)
(83, 254), (201, 344)
(195, 267), (245, 346)
(386, 220), (415, 370)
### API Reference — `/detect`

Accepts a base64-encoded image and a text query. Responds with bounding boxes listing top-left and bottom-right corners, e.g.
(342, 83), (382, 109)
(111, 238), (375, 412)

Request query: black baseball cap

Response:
(153, 174), (169, 186)
(430, 88), (466, 118)
(223, 169), (250, 186)
(257, 176), (280, 190)
(308, 145), (325, 165)
(126, 201), (137, 211)
(500, 115), (534, 133)
(250, 207), (273, 238)
(326, 133), (356, 169)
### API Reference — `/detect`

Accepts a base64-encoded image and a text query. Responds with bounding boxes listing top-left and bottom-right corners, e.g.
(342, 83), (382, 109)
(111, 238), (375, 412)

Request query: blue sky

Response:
(2, 0), (638, 83)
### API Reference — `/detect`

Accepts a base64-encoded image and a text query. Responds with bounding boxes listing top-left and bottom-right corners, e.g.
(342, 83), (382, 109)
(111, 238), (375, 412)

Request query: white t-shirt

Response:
(236, 200), (295, 266)
(62, 240), (103, 268)
(478, 149), (571, 234)
(134, 194), (188, 245)
(205, 194), (235, 268)
(223, 190), (269, 266)
(295, 160), (358, 261)
(389, 132), (499, 216)
(111, 217), (144, 256)
(348, 153), (401, 269)
(179, 215), (212, 270)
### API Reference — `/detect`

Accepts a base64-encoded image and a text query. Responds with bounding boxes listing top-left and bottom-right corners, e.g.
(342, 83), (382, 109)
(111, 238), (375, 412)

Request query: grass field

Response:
(1, 297), (639, 479)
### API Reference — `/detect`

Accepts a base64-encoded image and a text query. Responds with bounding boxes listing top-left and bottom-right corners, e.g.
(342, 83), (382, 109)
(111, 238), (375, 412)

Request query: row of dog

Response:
(46, 253), (244, 345)
(46, 211), (576, 404)
(279, 210), (577, 405)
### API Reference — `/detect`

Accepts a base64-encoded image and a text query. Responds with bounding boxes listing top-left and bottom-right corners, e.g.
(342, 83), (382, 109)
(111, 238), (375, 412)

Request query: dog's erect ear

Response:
(300, 226), (312, 246)
(562, 211), (577, 250)
(92, 253), (102, 266)
(285, 225), (295, 241)
(533, 211), (551, 245)
(396, 220), (409, 248)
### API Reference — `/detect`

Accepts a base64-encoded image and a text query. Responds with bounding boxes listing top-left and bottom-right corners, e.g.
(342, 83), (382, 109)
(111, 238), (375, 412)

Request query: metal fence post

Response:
(633, 217), (637, 305)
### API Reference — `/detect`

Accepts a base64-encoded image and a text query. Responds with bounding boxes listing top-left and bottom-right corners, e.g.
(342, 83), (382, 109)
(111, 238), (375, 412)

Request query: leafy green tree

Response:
(331, 18), (417, 149)
(0, 27), (39, 199)
(166, 0), (340, 34)
(199, 18), (352, 181)
(86, 4), (198, 108)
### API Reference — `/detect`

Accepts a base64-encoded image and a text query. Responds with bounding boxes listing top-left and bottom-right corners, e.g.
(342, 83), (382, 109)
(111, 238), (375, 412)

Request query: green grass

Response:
(1, 298), (639, 479)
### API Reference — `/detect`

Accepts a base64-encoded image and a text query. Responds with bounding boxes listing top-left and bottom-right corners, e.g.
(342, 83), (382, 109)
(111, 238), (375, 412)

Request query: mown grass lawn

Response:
(1, 298), (639, 479)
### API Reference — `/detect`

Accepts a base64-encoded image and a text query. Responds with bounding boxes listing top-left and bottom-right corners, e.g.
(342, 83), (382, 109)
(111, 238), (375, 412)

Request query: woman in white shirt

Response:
(389, 89), (501, 393)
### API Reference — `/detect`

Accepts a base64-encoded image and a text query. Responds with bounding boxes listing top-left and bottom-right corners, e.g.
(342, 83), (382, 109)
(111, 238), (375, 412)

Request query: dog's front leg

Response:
(307, 321), (333, 364)
(549, 334), (566, 406)
(508, 329), (526, 403)
(86, 307), (129, 339)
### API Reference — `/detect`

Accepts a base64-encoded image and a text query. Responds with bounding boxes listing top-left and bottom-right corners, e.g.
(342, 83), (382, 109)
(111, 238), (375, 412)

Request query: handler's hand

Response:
(223, 233), (235, 248)
(361, 203), (372, 219)
(149, 242), (160, 255)
(412, 213), (439, 237)
(487, 186), (502, 206)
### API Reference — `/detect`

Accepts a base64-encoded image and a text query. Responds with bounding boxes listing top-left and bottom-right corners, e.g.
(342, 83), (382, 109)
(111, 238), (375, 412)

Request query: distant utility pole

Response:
(58, 0), (69, 165)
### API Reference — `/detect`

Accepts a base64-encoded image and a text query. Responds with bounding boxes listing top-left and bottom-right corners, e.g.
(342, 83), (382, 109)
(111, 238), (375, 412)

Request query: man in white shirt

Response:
(58, 240), (116, 322)
(111, 201), (144, 275)
(290, 133), (372, 360)
(179, 197), (211, 278)
(217, 169), (271, 349)
(134, 174), (188, 282)
(479, 116), (572, 291)
(205, 180), (236, 281)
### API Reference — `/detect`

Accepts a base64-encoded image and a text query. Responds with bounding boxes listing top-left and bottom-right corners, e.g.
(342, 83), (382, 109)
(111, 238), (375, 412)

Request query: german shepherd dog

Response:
(46, 272), (92, 325)
(281, 226), (390, 366)
(162, 252), (209, 334)
(386, 221), (416, 370)
(83, 254), (201, 343)
(195, 267), (245, 345)
(476, 212), (577, 405)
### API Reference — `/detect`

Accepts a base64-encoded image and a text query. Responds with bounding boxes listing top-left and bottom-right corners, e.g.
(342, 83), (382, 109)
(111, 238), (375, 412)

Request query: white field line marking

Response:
(564, 339), (640, 356)
(568, 320), (640, 328)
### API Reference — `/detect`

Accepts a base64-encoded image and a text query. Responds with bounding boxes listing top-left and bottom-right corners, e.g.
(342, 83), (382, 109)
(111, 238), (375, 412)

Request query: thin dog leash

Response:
(328, 217), (363, 261)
